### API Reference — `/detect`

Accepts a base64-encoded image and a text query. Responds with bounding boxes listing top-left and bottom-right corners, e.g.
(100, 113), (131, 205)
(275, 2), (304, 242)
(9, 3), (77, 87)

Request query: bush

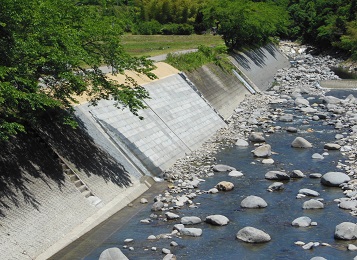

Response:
(160, 23), (193, 35)
(132, 20), (162, 35)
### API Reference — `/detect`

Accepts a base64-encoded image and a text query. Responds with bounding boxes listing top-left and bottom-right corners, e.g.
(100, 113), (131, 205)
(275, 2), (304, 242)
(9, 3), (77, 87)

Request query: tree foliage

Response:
(0, 0), (156, 141)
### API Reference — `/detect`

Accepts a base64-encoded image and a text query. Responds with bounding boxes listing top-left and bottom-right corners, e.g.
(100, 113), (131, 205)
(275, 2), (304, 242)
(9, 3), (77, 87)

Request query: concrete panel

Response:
(231, 43), (290, 91)
(185, 63), (251, 119)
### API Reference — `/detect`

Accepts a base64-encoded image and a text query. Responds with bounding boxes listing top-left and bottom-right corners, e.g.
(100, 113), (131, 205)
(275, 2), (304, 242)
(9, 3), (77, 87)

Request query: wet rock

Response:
(302, 242), (315, 250)
(208, 188), (219, 194)
(267, 182), (284, 191)
(279, 114), (294, 122)
(312, 153), (324, 159)
(299, 188), (320, 197)
(310, 257), (327, 260)
(291, 137), (312, 148)
(140, 198), (148, 204)
(291, 170), (305, 178)
(292, 216), (312, 227)
(265, 170), (290, 180)
(335, 222), (357, 240)
(302, 199), (324, 209)
(181, 216), (202, 225)
(253, 144), (271, 158)
(228, 170), (244, 177)
(180, 228), (202, 237)
(162, 248), (171, 254)
(339, 200), (357, 210)
(324, 143), (341, 150)
(235, 139), (249, 147)
(348, 244), (357, 251)
(99, 247), (129, 260)
(262, 158), (274, 164)
(216, 181), (234, 191)
(248, 132), (266, 143)
(147, 235), (156, 240)
(236, 227), (271, 243)
(295, 97), (310, 106)
(173, 224), (184, 231)
(205, 215), (229, 226)
(309, 173), (322, 179)
(213, 164), (236, 172)
(165, 212), (180, 220)
(323, 96), (342, 104)
(321, 172), (350, 187)
(241, 195), (268, 208)
(170, 241), (178, 247)
(286, 127), (298, 133)
(163, 254), (177, 260)
(151, 201), (164, 211)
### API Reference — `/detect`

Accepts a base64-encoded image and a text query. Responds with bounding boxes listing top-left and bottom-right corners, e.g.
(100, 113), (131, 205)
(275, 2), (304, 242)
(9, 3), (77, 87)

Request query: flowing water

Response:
(66, 91), (357, 260)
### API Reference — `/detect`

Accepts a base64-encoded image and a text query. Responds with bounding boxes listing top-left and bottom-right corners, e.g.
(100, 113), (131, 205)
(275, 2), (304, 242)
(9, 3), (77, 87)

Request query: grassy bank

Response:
(121, 34), (224, 57)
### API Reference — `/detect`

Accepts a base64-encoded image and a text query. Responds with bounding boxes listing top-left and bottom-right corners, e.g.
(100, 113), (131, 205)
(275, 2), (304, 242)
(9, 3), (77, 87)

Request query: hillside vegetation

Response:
(0, 0), (356, 141)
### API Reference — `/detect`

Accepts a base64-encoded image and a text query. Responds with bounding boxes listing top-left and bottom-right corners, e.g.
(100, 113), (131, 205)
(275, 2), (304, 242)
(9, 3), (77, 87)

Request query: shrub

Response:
(132, 20), (162, 35)
(160, 23), (193, 35)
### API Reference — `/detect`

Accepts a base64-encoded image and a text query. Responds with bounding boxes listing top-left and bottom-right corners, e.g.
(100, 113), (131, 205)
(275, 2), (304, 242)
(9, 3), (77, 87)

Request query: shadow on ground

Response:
(0, 113), (132, 217)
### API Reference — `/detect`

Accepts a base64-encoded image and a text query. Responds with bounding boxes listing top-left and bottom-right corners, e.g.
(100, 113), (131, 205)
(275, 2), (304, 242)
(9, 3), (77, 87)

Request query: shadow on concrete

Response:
(0, 131), (65, 217)
(232, 43), (279, 71)
(0, 111), (132, 217)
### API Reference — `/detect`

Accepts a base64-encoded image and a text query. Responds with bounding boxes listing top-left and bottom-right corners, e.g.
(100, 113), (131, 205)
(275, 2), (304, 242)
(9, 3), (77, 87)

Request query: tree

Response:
(0, 0), (156, 141)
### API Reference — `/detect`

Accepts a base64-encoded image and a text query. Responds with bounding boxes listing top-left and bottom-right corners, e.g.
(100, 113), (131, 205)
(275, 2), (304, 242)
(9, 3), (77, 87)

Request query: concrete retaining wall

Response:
(76, 74), (227, 176)
(184, 63), (251, 119)
(231, 43), (290, 91)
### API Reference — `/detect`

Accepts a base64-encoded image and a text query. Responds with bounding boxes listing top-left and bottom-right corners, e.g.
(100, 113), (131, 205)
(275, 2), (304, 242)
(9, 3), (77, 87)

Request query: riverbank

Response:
(86, 41), (357, 259)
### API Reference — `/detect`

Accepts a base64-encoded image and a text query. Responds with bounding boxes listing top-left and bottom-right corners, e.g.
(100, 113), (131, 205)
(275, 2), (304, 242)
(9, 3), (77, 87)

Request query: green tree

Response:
(0, 0), (156, 141)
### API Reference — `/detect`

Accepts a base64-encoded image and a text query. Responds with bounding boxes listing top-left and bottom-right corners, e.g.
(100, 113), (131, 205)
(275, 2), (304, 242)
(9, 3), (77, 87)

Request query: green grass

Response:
(120, 34), (224, 57)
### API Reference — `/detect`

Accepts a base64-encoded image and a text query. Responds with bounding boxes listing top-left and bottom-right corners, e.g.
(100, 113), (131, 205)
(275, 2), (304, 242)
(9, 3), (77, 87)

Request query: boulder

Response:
(165, 212), (180, 220)
(279, 114), (294, 122)
(286, 127), (298, 133)
(213, 164), (236, 172)
(339, 200), (357, 210)
(216, 181), (234, 191)
(99, 248), (129, 260)
(253, 144), (272, 158)
(241, 195), (268, 208)
(235, 138), (249, 147)
(298, 188), (320, 197)
(324, 143), (341, 150)
(295, 97), (310, 106)
(312, 153), (324, 159)
(292, 216), (312, 227)
(267, 182), (284, 191)
(323, 96), (342, 104)
(180, 228), (202, 237)
(248, 132), (265, 143)
(291, 137), (312, 148)
(262, 158), (274, 164)
(302, 199), (324, 209)
(205, 215), (229, 226)
(291, 170), (305, 178)
(321, 172), (350, 187)
(181, 216), (202, 225)
(236, 227), (271, 243)
(309, 173), (322, 179)
(163, 254), (177, 260)
(228, 170), (244, 177)
(265, 171), (290, 180)
(335, 222), (357, 240)
(151, 201), (164, 211)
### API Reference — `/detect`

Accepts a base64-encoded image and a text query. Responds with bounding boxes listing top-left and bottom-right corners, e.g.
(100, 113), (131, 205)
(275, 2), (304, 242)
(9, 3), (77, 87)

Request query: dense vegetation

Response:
(0, 0), (356, 140)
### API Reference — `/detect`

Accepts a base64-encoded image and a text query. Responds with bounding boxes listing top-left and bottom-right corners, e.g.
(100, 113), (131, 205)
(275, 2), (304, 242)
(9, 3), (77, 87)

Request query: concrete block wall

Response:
(184, 63), (251, 119)
(76, 74), (227, 175)
(231, 43), (290, 91)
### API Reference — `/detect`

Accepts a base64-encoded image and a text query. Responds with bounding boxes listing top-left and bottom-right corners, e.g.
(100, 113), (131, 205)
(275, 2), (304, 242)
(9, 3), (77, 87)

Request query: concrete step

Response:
(68, 174), (78, 182)
(82, 190), (92, 198)
(74, 180), (82, 187)
(78, 185), (87, 193)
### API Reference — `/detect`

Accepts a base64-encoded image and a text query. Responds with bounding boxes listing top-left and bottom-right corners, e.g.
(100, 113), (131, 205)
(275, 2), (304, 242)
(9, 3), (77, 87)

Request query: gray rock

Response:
(292, 216), (312, 227)
(268, 182), (284, 191)
(99, 248), (129, 260)
(228, 170), (244, 177)
(181, 216), (202, 225)
(236, 227), (271, 243)
(291, 170), (305, 178)
(279, 114), (294, 122)
(324, 143), (341, 150)
(295, 97), (310, 106)
(299, 188), (320, 197)
(241, 195), (268, 208)
(205, 215), (229, 226)
(302, 199), (324, 209)
(291, 137), (312, 148)
(162, 248), (171, 254)
(339, 200), (357, 210)
(163, 254), (176, 260)
(321, 172), (350, 187)
(173, 224), (184, 231)
(151, 201), (164, 211)
(265, 171), (290, 180)
(262, 158), (274, 164)
(216, 181), (234, 191)
(310, 257), (327, 260)
(323, 96), (342, 104)
(165, 212), (180, 220)
(235, 138), (249, 147)
(248, 132), (266, 143)
(180, 228), (202, 237)
(335, 222), (357, 240)
(312, 153), (324, 159)
(170, 241), (178, 247)
(309, 173), (322, 179)
(253, 144), (272, 158)
(213, 164), (236, 172)
(286, 127), (298, 133)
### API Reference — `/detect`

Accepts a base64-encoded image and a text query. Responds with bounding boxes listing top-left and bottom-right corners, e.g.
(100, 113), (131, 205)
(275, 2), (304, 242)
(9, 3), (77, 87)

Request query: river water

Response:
(65, 90), (357, 260)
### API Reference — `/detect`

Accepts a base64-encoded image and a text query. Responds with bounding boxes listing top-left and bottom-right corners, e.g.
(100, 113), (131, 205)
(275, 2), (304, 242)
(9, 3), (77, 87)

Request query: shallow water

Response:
(81, 97), (357, 260)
